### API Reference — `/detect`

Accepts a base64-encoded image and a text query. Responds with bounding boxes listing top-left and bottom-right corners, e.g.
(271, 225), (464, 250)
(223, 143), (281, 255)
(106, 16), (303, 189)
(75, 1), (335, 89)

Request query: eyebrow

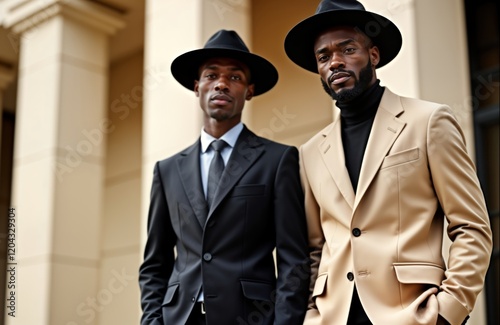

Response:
(315, 38), (356, 55)
(203, 64), (245, 72)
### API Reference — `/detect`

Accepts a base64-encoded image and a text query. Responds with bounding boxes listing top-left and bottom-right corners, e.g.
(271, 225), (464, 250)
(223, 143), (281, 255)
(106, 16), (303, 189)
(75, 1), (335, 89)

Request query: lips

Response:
(210, 93), (232, 105)
(329, 72), (352, 85)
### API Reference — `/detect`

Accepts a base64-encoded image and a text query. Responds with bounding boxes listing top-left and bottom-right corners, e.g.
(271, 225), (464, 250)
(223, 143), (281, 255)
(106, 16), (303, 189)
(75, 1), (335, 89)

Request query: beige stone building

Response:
(0, 0), (497, 324)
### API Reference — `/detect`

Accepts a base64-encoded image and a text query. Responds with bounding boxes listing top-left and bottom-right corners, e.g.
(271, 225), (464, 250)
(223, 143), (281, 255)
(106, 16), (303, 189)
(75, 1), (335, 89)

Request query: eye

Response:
(204, 73), (216, 79)
(344, 47), (356, 54)
(231, 75), (242, 81)
(317, 54), (329, 63)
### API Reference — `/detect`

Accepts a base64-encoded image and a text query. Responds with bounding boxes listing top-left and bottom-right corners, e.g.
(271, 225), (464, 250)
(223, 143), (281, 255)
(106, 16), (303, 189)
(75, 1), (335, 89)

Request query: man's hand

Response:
(413, 287), (439, 325)
(380, 287), (440, 325)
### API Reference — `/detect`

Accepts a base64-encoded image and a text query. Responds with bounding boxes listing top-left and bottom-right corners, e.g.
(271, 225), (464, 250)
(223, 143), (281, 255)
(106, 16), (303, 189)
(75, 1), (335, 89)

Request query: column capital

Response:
(0, 61), (14, 91)
(3, 0), (125, 35)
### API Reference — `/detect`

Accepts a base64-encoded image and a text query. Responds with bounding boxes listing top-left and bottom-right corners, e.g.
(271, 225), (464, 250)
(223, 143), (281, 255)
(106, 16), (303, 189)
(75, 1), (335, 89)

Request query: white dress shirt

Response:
(200, 122), (243, 199)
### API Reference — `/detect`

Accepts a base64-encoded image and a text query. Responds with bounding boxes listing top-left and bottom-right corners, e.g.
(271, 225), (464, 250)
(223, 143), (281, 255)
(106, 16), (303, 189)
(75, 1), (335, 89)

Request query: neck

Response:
(336, 80), (380, 107)
(337, 80), (384, 123)
(203, 118), (240, 138)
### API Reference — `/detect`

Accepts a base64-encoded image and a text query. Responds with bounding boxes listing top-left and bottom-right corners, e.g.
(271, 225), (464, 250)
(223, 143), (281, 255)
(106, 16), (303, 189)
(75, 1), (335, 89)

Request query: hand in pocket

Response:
(413, 287), (439, 324)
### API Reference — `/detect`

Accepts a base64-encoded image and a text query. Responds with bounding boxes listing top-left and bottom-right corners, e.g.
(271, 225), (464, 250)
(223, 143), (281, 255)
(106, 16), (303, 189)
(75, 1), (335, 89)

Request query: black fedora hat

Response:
(171, 29), (278, 96)
(284, 0), (402, 73)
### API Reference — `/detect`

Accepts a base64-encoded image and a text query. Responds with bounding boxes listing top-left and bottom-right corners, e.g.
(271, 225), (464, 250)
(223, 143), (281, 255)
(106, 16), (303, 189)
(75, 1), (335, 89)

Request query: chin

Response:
(334, 83), (354, 92)
(210, 113), (229, 121)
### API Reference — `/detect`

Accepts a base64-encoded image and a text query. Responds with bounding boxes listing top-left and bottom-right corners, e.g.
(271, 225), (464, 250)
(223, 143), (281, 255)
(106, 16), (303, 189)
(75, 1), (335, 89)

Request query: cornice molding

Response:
(3, 0), (125, 35)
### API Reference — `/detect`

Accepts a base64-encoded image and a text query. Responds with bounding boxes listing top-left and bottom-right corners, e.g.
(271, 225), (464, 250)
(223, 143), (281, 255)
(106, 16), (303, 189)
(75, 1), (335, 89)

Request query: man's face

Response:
(194, 57), (254, 123)
(314, 26), (380, 103)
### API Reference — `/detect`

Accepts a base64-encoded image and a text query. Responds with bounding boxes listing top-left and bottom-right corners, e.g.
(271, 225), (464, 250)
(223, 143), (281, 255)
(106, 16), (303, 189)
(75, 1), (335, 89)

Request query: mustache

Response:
(210, 92), (233, 101)
(328, 70), (353, 84)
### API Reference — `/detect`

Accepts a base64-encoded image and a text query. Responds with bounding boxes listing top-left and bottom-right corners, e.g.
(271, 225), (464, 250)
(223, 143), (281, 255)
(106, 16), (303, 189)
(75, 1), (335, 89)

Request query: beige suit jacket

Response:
(300, 88), (492, 325)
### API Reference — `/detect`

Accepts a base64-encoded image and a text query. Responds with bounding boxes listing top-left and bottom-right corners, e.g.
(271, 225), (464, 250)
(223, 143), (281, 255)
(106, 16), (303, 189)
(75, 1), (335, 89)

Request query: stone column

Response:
(2, 1), (123, 324)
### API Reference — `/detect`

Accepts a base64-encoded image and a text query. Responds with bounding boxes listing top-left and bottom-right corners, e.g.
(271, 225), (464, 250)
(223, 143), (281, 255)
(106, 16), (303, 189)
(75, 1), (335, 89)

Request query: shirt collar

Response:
(201, 123), (244, 153)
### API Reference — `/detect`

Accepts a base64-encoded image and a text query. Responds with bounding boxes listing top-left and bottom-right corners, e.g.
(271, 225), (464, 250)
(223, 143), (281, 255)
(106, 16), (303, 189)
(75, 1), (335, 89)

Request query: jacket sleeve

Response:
(273, 146), (311, 325)
(138, 162), (176, 325)
(427, 106), (492, 325)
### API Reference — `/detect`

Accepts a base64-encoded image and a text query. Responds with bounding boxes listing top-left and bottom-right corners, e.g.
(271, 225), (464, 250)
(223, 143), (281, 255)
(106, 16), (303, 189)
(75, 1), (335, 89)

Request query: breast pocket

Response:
(381, 148), (420, 169)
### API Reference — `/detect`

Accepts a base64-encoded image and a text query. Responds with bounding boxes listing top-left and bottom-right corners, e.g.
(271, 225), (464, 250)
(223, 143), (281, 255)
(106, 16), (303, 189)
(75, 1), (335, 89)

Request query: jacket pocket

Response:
(393, 262), (444, 285)
(381, 148), (419, 169)
(162, 283), (179, 306)
(312, 273), (328, 299)
(393, 263), (444, 309)
(231, 184), (266, 197)
(240, 279), (274, 301)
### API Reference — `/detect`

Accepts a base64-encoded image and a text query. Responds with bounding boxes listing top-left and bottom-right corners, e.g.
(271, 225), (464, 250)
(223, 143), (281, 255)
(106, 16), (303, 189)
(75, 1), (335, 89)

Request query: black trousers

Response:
(347, 286), (372, 325)
(185, 302), (206, 325)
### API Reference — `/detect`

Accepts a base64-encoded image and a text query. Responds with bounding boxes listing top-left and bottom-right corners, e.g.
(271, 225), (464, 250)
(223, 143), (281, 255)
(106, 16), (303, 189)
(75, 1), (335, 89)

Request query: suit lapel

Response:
(208, 126), (265, 217)
(354, 88), (406, 210)
(320, 115), (355, 209)
(177, 141), (208, 229)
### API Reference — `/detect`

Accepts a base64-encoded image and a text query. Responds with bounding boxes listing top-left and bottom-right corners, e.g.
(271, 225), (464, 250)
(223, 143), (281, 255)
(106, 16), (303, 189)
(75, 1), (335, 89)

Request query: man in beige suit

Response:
(284, 1), (493, 324)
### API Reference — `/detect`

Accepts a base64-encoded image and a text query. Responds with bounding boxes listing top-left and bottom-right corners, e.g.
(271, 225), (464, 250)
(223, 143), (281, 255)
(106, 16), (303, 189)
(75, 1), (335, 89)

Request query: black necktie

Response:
(207, 140), (227, 208)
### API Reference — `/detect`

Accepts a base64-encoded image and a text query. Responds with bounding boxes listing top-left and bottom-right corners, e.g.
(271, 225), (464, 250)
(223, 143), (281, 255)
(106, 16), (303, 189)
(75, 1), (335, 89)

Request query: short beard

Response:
(321, 59), (374, 103)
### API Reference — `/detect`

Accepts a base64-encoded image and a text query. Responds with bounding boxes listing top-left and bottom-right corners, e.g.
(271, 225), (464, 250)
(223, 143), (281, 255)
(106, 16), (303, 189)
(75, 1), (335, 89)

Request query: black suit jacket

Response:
(139, 126), (310, 324)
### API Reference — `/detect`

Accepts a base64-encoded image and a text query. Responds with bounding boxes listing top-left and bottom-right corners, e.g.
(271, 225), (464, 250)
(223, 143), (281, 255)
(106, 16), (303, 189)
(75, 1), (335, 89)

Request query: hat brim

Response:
(285, 10), (402, 73)
(171, 48), (278, 96)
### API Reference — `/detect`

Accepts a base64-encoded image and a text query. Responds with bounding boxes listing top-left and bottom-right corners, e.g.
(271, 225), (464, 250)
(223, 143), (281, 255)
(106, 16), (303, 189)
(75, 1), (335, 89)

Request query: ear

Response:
(369, 46), (380, 67)
(194, 80), (200, 97)
(245, 84), (255, 101)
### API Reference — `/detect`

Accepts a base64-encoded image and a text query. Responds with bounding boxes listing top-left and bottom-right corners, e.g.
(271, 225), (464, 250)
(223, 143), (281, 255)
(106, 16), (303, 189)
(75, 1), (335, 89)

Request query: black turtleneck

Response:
(336, 80), (384, 325)
(337, 80), (384, 192)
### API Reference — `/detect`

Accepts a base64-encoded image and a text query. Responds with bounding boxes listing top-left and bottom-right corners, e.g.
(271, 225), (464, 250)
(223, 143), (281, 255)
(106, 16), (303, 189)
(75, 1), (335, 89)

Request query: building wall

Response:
(249, 0), (333, 147)
(414, 0), (475, 154)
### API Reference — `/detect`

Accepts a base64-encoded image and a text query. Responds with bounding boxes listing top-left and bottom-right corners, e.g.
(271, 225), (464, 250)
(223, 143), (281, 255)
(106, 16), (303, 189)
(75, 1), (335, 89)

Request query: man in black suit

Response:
(139, 29), (310, 325)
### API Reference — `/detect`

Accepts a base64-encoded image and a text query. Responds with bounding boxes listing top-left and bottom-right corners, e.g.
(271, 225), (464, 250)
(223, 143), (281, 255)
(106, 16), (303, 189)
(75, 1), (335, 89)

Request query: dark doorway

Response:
(464, 1), (499, 324)
(0, 111), (15, 325)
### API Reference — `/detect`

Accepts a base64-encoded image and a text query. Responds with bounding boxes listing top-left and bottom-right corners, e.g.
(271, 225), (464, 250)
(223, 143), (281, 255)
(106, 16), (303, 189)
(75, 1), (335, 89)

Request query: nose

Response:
(329, 53), (345, 71)
(214, 76), (229, 91)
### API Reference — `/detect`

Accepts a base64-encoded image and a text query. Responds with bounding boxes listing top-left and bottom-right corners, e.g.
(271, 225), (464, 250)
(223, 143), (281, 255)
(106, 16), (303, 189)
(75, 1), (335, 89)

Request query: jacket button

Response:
(347, 272), (354, 281)
(203, 253), (212, 262)
(352, 228), (361, 237)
